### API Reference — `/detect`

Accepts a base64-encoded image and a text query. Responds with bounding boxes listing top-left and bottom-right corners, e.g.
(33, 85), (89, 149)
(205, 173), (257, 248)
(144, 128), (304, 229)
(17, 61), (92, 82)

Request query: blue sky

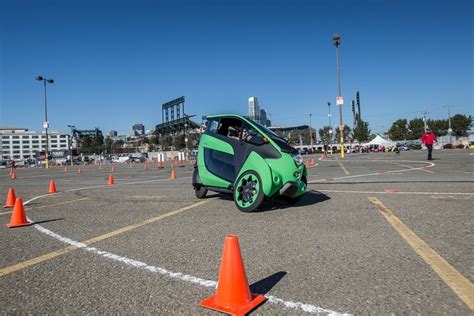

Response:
(1, 0), (472, 135)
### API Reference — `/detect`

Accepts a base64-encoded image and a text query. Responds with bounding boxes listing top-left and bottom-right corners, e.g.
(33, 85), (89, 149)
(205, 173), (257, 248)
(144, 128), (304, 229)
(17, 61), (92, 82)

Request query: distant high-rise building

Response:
(132, 124), (145, 136)
(248, 97), (260, 122)
(259, 109), (269, 127)
(108, 130), (118, 138)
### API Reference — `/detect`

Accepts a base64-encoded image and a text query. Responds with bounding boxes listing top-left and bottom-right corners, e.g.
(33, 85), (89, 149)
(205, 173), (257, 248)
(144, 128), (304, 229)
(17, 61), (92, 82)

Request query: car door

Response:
(199, 117), (238, 184)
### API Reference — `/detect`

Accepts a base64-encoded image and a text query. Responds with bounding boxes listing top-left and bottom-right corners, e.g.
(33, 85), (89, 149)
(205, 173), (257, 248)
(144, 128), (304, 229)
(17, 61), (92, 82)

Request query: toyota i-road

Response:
(192, 114), (307, 212)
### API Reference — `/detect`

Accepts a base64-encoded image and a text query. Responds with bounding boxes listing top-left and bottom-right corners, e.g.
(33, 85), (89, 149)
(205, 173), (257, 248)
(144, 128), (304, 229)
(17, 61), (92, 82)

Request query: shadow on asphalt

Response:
(207, 191), (331, 212)
(250, 271), (287, 295)
(32, 218), (65, 225)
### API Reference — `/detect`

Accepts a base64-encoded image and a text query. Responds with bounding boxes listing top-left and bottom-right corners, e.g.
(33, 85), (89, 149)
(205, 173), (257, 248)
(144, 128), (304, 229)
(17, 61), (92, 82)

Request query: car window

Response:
(216, 117), (243, 140)
(206, 118), (219, 133)
(242, 123), (265, 146)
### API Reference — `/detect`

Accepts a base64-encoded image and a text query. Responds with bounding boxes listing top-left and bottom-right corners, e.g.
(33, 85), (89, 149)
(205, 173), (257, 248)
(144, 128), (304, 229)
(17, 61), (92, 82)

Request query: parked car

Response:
(193, 114), (307, 212)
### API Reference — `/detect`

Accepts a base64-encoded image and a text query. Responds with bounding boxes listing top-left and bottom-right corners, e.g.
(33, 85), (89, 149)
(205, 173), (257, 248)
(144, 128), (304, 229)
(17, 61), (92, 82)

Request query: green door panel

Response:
(197, 134), (233, 188)
(199, 134), (234, 154)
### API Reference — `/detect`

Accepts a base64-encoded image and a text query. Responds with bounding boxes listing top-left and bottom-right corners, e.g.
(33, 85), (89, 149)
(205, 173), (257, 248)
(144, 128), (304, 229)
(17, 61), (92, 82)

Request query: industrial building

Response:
(1, 126), (70, 162)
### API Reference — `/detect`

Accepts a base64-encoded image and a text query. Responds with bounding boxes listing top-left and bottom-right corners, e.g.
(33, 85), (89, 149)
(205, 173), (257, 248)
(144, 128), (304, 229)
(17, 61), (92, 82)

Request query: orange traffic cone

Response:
(111, 165), (115, 172)
(304, 160), (309, 168)
(319, 154), (325, 161)
(48, 180), (58, 193)
(108, 174), (115, 185)
(4, 188), (16, 208)
(10, 171), (16, 180)
(6, 198), (32, 228)
(170, 168), (176, 180)
(77, 167), (82, 174)
(200, 235), (266, 315)
(64, 166), (68, 172)
(310, 158), (315, 166)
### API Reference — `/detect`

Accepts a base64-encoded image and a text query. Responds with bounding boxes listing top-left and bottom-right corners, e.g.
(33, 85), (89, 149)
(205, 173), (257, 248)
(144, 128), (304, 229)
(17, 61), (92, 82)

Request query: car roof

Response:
(205, 114), (247, 120)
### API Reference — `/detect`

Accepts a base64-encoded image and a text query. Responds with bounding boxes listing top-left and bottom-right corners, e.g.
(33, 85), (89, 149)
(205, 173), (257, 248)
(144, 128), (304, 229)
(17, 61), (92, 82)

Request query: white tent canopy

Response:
(363, 135), (396, 147)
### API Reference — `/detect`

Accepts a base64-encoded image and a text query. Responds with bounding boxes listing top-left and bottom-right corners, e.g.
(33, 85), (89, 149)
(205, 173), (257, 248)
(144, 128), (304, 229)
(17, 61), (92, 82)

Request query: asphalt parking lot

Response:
(1, 150), (473, 315)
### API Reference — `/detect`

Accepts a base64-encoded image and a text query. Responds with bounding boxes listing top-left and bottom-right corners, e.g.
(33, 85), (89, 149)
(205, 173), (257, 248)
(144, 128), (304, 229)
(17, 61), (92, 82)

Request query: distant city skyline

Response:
(1, 0), (472, 135)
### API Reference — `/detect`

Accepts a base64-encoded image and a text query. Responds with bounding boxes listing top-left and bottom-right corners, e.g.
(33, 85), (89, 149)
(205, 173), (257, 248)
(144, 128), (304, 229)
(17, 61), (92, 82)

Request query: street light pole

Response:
(327, 102), (333, 155)
(68, 125), (75, 166)
(333, 33), (345, 158)
(444, 105), (453, 144)
(309, 113), (313, 149)
(421, 110), (428, 133)
(36, 76), (54, 168)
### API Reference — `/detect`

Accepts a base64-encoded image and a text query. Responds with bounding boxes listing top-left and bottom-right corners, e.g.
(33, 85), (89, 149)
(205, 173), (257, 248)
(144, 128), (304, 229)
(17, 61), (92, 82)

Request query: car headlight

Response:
(292, 152), (303, 166)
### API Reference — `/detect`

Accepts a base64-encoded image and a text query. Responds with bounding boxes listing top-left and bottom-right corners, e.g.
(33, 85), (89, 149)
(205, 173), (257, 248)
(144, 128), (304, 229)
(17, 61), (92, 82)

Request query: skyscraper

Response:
(248, 97), (259, 122)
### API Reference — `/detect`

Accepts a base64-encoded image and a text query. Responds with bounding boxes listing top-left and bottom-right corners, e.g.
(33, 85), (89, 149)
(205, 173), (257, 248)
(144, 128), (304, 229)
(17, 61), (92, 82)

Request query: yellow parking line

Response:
(338, 162), (350, 175)
(0, 197), (90, 216)
(0, 198), (214, 277)
(368, 197), (474, 311)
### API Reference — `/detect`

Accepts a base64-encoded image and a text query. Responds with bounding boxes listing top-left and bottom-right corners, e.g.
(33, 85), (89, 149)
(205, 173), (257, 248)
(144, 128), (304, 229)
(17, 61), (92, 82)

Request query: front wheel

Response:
(234, 170), (264, 212)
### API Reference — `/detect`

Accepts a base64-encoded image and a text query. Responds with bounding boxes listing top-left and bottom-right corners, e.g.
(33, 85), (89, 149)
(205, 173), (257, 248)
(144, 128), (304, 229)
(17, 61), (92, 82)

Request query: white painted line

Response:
(308, 161), (435, 183)
(338, 162), (350, 175)
(22, 178), (350, 315)
(315, 189), (473, 196)
(33, 223), (349, 315)
(65, 176), (192, 193)
(384, 160), (434, 173)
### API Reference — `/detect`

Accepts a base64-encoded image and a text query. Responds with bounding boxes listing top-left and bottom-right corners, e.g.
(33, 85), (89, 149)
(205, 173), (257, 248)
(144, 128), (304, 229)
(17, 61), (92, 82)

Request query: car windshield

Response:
(248, 119), (296, 153)
(250, 120), (286, 143)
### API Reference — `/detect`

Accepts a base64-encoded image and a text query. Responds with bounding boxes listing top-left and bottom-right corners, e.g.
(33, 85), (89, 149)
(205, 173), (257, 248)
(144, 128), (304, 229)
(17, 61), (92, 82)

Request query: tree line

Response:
(278, 119), (373, 145)
(387, 114), (471, 141)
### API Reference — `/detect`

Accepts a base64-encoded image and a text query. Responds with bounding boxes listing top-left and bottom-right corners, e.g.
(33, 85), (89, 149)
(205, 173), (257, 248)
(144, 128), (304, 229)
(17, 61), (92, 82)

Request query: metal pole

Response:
(309, 113), (313, 148)
(184, 115), (188, 153)
(327, 102), (332, 154)
(422, 111), (428, 132)
(445, 105), (452, 144)
(43, 79), (50, 169)
(335, 42), (345, 158)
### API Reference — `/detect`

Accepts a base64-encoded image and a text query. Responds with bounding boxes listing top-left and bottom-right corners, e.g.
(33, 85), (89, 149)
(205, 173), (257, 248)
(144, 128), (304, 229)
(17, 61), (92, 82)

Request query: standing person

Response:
(421, 128), (437, 160)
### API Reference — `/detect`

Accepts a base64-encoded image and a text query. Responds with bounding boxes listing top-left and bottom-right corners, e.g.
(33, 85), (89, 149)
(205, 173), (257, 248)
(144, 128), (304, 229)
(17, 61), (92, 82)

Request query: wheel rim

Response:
(236, 174), (260, 208)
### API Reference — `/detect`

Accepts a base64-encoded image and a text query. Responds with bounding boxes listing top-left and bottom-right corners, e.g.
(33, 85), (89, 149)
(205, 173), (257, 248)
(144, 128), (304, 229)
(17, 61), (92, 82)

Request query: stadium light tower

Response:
(332, 33), (345, 158)
(36, 76), (54, 168)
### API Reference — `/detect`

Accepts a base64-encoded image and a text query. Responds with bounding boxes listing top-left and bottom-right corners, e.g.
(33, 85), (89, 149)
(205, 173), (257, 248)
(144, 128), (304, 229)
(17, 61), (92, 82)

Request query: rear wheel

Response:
(234, 170), (264, 212)
(195, 185), (208, 198)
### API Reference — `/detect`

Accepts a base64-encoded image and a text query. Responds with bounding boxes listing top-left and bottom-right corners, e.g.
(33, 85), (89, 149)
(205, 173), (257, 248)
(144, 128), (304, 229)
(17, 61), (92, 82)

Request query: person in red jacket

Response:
(421, 128), (437, 160)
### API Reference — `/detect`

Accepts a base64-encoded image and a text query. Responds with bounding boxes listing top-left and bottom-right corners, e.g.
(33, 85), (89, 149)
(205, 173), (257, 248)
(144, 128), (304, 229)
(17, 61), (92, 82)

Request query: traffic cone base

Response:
(200, 293), (266, 316)
(6, 198), (32, 228)
(4, 188), (16, 208)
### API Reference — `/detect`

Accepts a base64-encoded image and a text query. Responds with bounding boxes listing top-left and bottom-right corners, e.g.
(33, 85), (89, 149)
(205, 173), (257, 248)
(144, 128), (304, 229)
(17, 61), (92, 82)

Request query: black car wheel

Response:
(195, 185), (208, 199)
(234, 170), (264, 212)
